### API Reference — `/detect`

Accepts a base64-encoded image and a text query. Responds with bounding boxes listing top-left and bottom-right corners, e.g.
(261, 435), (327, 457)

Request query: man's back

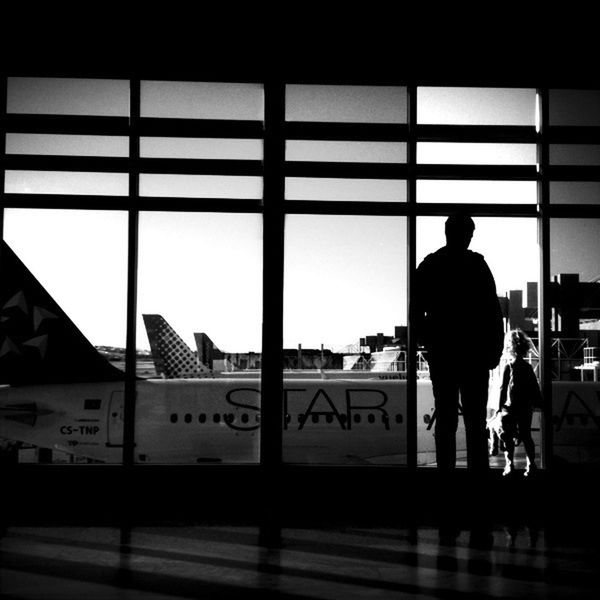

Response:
(416, 245), (503, 368)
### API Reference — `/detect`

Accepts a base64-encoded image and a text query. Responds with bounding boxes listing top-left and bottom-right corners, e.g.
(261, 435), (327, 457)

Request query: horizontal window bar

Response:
(548, 126), (600, 144)
(285, 122), (408, 142)
(411, 202), (539, 217)
(285, 162), (408, 179)
(133, 197), (263, 212)
(546, 204), (600, 218)
(286, 163), (540, 180)
(1, 193), (263, 212)
(4, 115), (266, 139)
(283, 200), (412, 215)
(283, 200), (540, 216)
(5, 155), (129, 172)
(416, 124), (537, 143)
(138, 118), (264, 138)
(4, 155), (264, 176)
(547, 165), (600, 181)
(416, 164), (538, 180)
(139, 158), (263, 176)
(1, 193), (135, 210)
(5, 114), (130, 135)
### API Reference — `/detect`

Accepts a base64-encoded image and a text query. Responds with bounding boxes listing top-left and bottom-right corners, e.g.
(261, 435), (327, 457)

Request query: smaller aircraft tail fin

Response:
(142, 314), (212, 379)
(194, 332), (224, 371)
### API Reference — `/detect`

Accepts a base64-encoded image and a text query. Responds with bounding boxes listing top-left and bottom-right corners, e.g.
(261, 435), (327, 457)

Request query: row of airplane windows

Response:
(168, 413), (405, 425)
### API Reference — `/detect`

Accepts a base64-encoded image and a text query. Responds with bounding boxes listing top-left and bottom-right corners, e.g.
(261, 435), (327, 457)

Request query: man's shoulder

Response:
(418, 247), (486, 266)
(466, 249), (486, 261)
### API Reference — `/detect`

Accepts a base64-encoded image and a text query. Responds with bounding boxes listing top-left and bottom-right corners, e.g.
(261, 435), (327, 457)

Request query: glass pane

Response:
(418, 180), (536, 204)
(5, 171), (129, 196)
(286, 85), (407, 123)
(283, 215), (407, 465)
(550, 181), (600, 205)
(141, 81), (264, 120)
(136, 212), (263, 464)
(550, 90), (600, 126)
(285, 178), (406, 202)
(1, 209), (128, 464)
(418, 87), (536, 125)
(550, 144), (600, 166)
(6, 134), (129, 157)
(418, 143), (536, 165)
(140, 138), (263, 160)
(550, 218), (600, 465)
(139, 174), (262, 199)
(7, 77), (129, 116)
(416, 216), (540, 470)
(286, 141), (406, 163)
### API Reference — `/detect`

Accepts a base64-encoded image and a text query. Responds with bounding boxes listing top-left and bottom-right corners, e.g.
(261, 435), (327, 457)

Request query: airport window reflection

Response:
(283, 215), (407, 464)
(549, 219), (600, 465)
(135, 212), (263, 464)
(0, 209), (128, 464)
(416, 216), (540, 469)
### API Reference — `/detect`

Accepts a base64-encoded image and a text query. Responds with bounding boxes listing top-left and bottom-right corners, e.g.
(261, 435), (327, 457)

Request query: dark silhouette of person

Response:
(415, 214), (504, 472)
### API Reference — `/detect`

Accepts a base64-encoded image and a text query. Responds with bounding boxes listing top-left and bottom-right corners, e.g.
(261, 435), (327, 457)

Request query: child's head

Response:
(504, 328), (533, 359)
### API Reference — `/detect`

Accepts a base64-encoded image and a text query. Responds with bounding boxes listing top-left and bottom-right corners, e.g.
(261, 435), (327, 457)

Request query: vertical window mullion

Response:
(123, 78), (140, 468)
(407, 84), (417, 469)
(261, 80), (285, 470)
(537, 86), (552, 471)
(0, 75), (6, 265)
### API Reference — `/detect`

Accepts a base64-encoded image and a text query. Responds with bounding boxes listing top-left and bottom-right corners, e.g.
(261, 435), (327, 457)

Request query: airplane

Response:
(1, 239), (597, 466)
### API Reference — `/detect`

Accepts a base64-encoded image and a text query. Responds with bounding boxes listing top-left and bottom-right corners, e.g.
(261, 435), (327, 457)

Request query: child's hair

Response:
(504, 328), (533, 358)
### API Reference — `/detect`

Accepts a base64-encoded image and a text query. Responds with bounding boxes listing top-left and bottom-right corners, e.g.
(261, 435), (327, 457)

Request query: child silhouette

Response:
(488, 328), (543, 477)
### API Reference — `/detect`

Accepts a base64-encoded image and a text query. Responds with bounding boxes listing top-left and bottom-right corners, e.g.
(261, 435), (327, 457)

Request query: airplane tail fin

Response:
(0, 241), (126, 385)
(194, 332), (224, 371)
(143, 314), (212, 378)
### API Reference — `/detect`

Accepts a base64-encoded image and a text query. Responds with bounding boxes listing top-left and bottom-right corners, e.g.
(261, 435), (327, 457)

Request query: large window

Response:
(1, 209), (127, 463)
(2, 75), (599, 473)
(135, 211), (263, 464)
(283, 215), (407, 464)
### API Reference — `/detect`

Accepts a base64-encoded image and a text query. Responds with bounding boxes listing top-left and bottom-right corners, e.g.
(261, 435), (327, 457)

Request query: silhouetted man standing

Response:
(415, 214), (504, 472)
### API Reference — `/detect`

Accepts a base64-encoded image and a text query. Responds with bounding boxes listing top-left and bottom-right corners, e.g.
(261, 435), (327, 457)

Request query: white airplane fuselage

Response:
(1, 378), (440, 464)
(2, 378), (598, 465)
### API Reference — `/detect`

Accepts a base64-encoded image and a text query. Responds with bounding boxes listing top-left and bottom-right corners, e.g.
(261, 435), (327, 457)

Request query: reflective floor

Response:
(1, 521), (599, 599)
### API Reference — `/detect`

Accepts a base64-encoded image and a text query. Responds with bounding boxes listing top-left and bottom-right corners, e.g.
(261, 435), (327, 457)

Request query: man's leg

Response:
(429, 362), (460, 470)
(460, 368), (490, 472)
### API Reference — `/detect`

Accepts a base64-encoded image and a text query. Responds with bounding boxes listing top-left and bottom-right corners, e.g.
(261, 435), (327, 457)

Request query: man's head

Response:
(445, 213), (475, 250)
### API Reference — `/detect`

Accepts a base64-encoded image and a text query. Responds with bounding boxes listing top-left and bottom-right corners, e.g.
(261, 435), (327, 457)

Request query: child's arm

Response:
(527, 364), (544, 410)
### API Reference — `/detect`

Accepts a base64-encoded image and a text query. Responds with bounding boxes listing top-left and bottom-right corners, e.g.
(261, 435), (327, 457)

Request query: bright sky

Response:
(3, 79), (599, 352)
